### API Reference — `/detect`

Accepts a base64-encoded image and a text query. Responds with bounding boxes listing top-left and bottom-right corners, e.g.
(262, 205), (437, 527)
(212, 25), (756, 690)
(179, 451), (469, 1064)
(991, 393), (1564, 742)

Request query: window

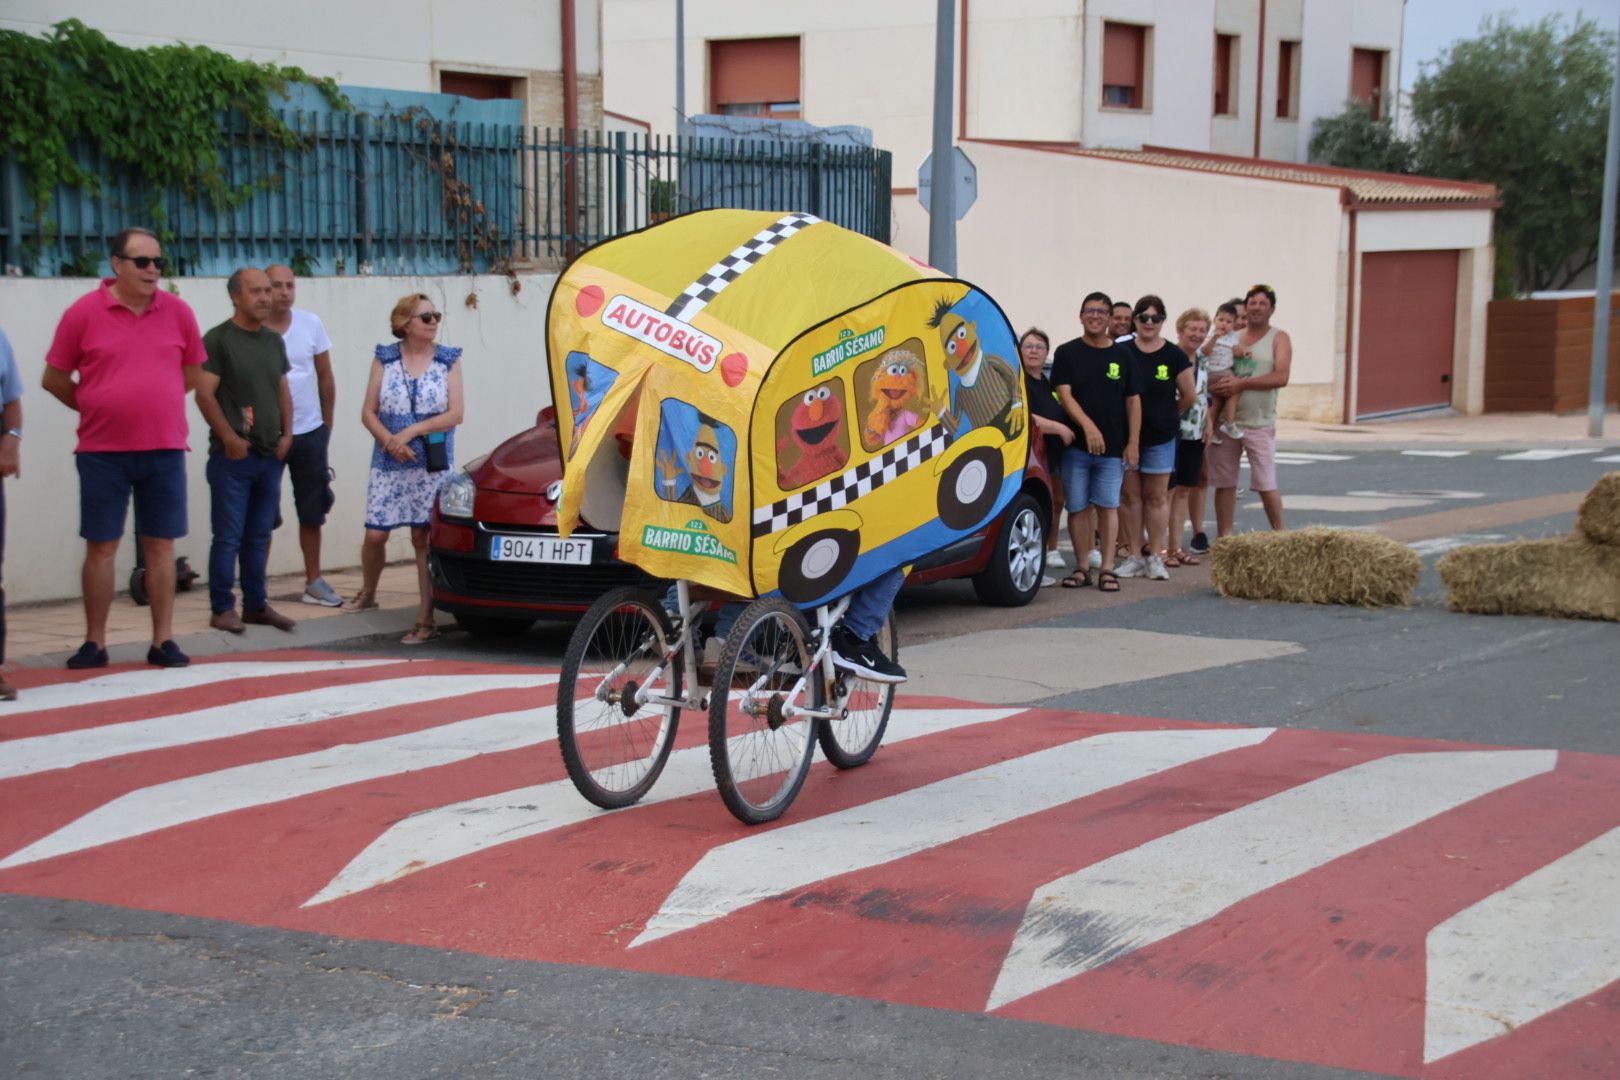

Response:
(439, 72), (517, 101)
(709, 37), (801, 119)
(1213, 33), (1238, 116)
(1102, 21), (1148, 110)
(1351, 47), (1388, 119)
(1276, 40), (1300, 119)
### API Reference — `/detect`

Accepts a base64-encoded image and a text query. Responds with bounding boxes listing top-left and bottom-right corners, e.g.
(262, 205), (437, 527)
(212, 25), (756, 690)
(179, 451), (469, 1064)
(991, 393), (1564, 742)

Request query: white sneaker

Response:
(1040, 574), (1058, 588)
(1114, 557), (1147, 578)
(1146, 554), (1170, 580)
(1219, 420), (1245, 441)
(1087, 548), (1102, 570)
(1045, 550), (1066, 568)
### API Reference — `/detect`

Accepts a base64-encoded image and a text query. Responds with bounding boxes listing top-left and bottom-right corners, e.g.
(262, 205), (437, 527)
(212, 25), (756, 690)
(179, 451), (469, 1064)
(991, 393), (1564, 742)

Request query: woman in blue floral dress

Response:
(341, 293), (464, 644)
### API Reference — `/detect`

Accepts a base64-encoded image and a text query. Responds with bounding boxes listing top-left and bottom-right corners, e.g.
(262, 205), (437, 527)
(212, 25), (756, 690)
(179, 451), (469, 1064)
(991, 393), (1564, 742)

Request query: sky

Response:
(1401, 0), (1620, 91)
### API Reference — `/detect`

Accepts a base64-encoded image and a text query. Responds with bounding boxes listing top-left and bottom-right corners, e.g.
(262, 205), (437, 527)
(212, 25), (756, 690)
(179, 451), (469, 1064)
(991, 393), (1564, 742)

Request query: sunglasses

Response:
(417, 311), (444, 324)
(1081, 308), (1111, 317)
(116, 255), (166, 270)
(1135, 312), (1166, 324)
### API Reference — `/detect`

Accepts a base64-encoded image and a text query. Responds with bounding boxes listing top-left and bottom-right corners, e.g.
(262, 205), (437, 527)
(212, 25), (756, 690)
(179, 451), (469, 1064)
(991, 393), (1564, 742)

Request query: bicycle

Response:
(556, 580), (898, 824)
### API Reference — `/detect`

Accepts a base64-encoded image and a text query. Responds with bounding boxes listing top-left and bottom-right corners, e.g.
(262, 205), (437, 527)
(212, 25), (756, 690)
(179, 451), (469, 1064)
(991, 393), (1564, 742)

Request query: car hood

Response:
(473, 425), (563, 495)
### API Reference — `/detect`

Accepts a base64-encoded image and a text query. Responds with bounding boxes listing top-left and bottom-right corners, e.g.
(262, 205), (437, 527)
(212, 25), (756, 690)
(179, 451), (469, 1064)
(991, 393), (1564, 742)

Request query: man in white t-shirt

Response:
(264, 265), (341, 606)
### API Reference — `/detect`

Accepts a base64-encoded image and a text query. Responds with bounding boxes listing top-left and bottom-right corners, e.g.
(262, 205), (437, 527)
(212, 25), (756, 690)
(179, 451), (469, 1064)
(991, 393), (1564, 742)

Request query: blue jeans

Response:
(207, 451), (284, 613)
(843, 567), (904, 641)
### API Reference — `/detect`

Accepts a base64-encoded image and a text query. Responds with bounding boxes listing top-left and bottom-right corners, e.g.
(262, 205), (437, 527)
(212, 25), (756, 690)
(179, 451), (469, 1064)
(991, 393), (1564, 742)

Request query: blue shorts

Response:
(284, 425), (336, 527)
(1060, 447), (1125, 510)
(1128, 438), (1178, 476)
(76, 450), (188, 542)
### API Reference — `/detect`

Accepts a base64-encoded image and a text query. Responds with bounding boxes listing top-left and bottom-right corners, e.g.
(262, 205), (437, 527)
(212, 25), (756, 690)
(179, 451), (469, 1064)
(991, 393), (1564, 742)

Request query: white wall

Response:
(893, 142), (1346, 420)
(1, 0), (602, 87)
(1296, 0), (1402, 160)
(0, 272), (559, 604)
(1210, 0), (1261, 157)
(606, 0), (1082, 176)
(1080, 0), (1216, 152)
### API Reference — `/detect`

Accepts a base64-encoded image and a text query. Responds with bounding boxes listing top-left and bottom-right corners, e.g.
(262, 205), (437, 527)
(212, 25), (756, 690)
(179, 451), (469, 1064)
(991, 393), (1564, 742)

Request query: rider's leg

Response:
(831, 568), (906, 683)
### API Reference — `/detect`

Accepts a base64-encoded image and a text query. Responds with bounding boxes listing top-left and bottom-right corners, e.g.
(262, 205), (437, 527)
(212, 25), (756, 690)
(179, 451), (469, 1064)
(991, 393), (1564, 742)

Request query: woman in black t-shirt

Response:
(1116, 295), (1194, 582)
(1018, 327), (1072, 571)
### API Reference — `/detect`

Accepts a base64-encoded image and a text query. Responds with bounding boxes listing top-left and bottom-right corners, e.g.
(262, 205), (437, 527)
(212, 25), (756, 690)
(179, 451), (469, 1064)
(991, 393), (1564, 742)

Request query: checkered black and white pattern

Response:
(665, 212), (821, 322)
(752, 425), (950, 538)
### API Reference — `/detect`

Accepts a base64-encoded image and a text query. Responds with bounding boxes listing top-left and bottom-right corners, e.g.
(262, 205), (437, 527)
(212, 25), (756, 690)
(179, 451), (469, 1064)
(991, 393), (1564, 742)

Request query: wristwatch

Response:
(1, 428), (19, 441)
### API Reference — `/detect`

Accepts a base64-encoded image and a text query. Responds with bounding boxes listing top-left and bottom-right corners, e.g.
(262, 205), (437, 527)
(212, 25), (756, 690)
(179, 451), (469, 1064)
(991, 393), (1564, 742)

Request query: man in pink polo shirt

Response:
(42, 227), (206, 669)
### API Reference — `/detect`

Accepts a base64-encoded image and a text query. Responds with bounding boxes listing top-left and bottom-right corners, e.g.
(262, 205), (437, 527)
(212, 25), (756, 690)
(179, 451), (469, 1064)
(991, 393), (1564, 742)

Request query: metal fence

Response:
(0, 112), (894, 278)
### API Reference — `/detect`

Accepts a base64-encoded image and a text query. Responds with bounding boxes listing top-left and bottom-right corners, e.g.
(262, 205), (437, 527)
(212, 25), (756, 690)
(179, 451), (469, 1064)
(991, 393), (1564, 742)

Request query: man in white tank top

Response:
(1207, 284), (1291, 536)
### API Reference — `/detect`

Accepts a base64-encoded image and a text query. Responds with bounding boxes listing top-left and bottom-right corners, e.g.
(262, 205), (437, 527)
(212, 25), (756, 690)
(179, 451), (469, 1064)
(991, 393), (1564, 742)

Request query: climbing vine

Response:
(0, 19), (346, 229)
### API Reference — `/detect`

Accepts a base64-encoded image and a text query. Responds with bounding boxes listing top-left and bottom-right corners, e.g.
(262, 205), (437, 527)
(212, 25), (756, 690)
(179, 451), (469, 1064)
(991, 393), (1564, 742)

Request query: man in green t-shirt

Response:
(195, 268), (296, 633)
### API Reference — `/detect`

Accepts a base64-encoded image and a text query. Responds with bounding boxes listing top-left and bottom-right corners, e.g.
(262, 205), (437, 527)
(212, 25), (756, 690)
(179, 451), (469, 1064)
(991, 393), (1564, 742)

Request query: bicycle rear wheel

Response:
(708, 597), (818, 825)
(817, 613), (896, 768)
(557, 587), (682, 809)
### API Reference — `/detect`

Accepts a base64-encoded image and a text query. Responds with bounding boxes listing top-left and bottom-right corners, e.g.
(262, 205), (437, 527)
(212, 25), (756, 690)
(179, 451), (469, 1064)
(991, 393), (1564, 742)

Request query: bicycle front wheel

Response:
(708, 597), (818, 825)
(817, 612), (896, 768)
(557, 587), (682, 809)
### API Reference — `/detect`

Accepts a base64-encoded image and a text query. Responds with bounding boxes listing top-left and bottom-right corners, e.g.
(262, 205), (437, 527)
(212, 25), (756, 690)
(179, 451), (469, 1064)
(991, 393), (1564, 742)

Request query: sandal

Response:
(1171, 549), (1200, 566)
(1060, 570), (1091, 589)
(1163, 551), (1184, 568)
(401, 622), (439, 645)
(1096, 570), (1121, 593)
(341, 590), (378, 612)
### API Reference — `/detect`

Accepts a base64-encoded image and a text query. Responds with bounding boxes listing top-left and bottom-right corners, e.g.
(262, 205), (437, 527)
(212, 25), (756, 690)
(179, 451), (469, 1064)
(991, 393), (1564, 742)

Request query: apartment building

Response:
(603, 0), (1403, 170)
(606, 1), (1499, 423)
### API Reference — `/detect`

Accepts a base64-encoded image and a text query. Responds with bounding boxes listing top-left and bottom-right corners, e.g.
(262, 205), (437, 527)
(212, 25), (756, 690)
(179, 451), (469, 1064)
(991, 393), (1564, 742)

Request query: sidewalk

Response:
(1278, 410), (1619, 449)
(6, 563), (423, 669)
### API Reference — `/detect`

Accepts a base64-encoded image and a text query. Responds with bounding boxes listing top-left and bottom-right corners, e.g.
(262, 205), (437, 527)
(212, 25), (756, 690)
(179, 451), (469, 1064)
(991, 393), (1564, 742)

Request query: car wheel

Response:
(971, 492), (1046, 607)
(454, 612), (537, 638)
(778, 529), (858, 604)
(938, 446), (1004, 530)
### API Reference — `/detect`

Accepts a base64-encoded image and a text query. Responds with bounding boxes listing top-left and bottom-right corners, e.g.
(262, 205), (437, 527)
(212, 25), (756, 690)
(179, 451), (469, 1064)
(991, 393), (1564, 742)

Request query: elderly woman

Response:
(342, 293), (464, 644)
(1017, 327), (1073, 576)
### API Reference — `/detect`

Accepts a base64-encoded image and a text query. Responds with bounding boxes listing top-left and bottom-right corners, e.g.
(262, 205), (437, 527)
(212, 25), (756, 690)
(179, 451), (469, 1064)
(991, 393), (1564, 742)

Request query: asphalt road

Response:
(3, 447), (1617, 1079)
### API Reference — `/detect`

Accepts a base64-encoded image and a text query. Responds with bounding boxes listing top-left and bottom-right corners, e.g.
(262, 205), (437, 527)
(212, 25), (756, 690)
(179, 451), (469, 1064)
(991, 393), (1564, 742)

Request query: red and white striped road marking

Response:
(1, 652), (1616, 1079)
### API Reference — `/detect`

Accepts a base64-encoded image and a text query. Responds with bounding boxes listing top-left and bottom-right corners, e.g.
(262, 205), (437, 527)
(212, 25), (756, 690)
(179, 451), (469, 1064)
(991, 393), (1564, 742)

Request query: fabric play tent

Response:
(546, 209), (1028, 606)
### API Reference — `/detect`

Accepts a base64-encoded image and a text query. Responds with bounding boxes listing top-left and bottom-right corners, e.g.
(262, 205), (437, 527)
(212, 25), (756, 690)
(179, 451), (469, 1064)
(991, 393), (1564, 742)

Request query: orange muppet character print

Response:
(861, 343), (926, 450)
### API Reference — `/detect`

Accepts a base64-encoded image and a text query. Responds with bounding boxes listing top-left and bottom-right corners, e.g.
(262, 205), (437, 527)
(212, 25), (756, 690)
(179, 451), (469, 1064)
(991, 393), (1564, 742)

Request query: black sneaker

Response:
(146, 640), (191, 668)
(1188, 531), (1211, 555)
(66, 641), (109, 670)
(830, 625), (906, 684)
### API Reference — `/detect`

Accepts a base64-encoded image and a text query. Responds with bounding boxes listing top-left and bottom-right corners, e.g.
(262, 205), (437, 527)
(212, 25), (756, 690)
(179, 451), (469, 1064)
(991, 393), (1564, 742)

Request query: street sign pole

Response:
(928, 0), (957, 275)
(1589, 16), (1619, 438)
(675, 0), (686, 135)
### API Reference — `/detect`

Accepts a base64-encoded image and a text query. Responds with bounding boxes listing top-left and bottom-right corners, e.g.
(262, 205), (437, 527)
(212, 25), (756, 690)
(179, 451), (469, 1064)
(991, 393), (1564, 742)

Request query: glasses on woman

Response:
(417, 311), (444, 324)
(1135, 312), (1165, 325)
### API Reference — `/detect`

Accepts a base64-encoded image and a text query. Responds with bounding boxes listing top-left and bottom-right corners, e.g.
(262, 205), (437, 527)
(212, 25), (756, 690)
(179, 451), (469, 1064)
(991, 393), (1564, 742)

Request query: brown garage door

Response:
(1356, 250), (1459, 418)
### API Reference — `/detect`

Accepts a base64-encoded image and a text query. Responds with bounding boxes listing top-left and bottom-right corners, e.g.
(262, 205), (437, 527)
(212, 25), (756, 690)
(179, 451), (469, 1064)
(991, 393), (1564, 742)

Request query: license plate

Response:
(489, 535), (593, 565)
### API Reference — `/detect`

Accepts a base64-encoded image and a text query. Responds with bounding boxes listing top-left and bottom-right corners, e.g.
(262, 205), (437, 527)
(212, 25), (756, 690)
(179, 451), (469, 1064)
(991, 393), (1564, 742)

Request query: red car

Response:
(429, 408), (1056, 637)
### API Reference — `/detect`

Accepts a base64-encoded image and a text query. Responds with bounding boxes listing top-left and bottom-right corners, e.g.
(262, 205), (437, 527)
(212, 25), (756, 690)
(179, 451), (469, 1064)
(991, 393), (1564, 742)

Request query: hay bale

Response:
(1210, 527), (1421, 607)
(1576, 471), (1620, 547)
(1438, 536), (1620, 621)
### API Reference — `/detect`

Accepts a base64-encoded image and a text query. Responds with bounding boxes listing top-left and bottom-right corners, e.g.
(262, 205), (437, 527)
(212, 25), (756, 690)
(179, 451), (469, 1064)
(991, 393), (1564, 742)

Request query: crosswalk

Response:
(2, 654), (1617, 1078)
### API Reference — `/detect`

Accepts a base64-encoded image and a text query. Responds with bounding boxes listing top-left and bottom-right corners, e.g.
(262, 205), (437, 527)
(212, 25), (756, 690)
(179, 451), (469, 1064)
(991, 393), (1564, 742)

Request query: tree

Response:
(1308, 101), (1414, 174)
(1409, 14), (1616, 295)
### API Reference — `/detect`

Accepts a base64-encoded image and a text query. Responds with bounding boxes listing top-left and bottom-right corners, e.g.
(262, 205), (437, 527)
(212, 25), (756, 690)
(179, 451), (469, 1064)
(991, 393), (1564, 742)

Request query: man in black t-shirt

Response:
(1049, 291), (1140, 592)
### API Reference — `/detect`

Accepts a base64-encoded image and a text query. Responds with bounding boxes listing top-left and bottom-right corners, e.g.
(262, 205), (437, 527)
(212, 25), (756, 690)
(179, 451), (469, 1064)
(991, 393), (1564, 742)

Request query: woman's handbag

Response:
(407, 370), (451, 472)
(423, 431), (449, 472)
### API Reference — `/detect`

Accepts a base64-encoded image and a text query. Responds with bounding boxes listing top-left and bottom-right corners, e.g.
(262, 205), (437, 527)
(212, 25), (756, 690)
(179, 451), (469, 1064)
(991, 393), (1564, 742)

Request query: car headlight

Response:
(438, 469), (476, 519)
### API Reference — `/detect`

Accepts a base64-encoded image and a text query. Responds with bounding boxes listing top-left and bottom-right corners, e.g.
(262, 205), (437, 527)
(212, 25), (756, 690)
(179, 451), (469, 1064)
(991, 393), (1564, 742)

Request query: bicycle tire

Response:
(557, 587), (681, 809)
(708, 597), (818, 825)
(817, 612), (896, 768)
